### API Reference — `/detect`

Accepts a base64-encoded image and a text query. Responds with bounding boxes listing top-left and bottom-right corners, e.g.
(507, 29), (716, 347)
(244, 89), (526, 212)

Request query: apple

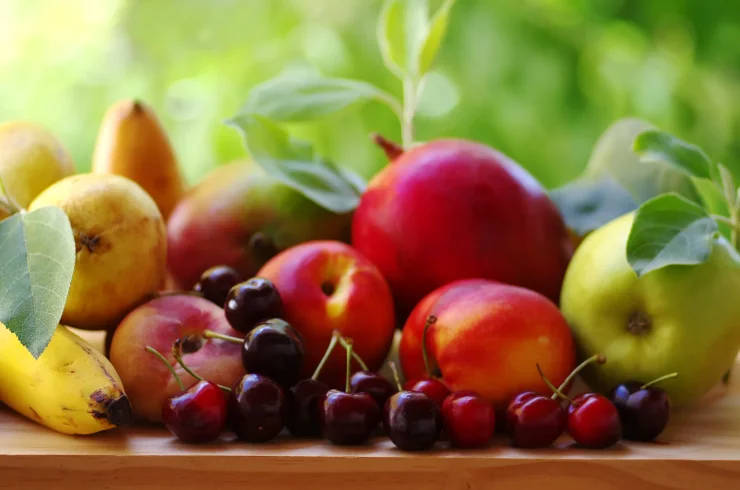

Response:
(256, 240), (396, 389)
(108, 294), (245, 422)
(352, 137), (573, 319)
(399, 279), (576, 409)
(560, 212), (740, 408)
(167, 160), (351, 289)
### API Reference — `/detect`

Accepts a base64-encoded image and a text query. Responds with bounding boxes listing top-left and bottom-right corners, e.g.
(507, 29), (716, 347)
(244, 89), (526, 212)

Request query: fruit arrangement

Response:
(2, 0), (740, 458)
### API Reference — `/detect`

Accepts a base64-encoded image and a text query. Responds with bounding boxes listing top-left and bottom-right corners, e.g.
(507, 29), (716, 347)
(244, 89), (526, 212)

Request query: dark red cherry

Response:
(229, 373), (285, 442)
(225, 277), (283, 333)
(320, 389), (380, 445)
(506, 392), (565, 448)
(383, 391), (442, 451)
(193, 266), (243, 306)
(242, 319), (304, 388)
(441, 392), (495, 448)
(286, 378), (330, 437)
(407, 378), (450, 407)
(350, 371), (397, 410)
(609, 380), (671, 442)
(162, 380), (227, 443)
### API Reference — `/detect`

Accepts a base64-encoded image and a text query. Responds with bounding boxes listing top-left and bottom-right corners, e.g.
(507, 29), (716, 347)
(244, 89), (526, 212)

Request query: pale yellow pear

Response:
(0, 121), (75, 218)
(92, 99), (185, 220)
(29, 173), (167, 330)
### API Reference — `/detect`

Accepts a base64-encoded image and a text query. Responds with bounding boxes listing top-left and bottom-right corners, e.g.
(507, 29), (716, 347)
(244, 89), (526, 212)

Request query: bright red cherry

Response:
(407, 378), (450, 407)
(441, 392), (495, 448)
(567, 393), (622, 449)
(162, 380), (227, 443)
(505, 391), (565, 448)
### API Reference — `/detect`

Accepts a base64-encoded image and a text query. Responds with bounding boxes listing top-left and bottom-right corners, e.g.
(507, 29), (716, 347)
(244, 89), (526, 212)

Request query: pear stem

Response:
(344, 338), (354, 394)
(537, 363), (573, 403)
(146, 345), (185, 391)
(552, 354), (606, 400)
(203, 330), (243, 344)
(388, 362), (403, 392)
(172, 339), (232, 393)
(312, 331), (341, 381)
(338, 335), (369, 371)
(421, 315), (437, 378)
(640, 372), (678, 390)
(0, 174), (20, 215)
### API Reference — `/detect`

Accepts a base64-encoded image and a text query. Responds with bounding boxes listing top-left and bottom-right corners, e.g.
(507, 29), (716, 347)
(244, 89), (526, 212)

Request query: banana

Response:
(0, 323), (131, 435)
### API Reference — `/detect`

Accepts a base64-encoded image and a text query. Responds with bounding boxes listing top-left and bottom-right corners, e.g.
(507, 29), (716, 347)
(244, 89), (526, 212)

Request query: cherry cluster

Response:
(147, 266), (675, 449)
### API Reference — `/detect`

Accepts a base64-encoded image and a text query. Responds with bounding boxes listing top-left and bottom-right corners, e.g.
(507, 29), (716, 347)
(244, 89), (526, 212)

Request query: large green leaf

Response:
(228, 115), (361, 214)
(0, 207), (75, 358)
(633, 130), (713, 180)
(240, 75), (400, 122)
(626, 193), (719, 277)
(418, 0), (456, 75)
(377, 0), (430, 79)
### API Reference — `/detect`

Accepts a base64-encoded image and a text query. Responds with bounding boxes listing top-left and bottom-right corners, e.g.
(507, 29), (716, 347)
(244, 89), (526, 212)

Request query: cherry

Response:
(609, 373), (677, 442)
(146, 345), (228, 444)
(193, 266), (243, 306)
(229, 373), (286, 442)
(350, 371), (397, 410)
(566, 393), (622, 449)
(505, 392), (565, 448)
(406, 316), (450, 406)
(286, 331), (341, 437)
(441, 391), (495, 448)
(224, 277), (283, 333)
(382, 362), (442, 451)
(320, 338), (380, 445)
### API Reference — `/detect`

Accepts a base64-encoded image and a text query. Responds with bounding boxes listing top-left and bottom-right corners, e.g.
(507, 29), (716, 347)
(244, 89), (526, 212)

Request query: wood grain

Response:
(2, 331), (740, 489)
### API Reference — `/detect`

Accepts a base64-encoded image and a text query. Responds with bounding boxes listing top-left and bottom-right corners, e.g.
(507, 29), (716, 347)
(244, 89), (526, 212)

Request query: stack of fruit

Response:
(2, 0), (740, 454)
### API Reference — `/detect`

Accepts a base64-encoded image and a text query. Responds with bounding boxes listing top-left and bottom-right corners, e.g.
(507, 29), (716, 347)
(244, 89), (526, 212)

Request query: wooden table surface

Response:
(2, 333), (740, 490)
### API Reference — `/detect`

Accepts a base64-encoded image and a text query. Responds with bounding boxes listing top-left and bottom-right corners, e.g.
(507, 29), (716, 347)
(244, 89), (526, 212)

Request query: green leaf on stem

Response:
(240, 75), (401, 122)
(626, 193), (719, 277)
(691, 177), (731, 239)
(633, 130), (713, 180)
(227, 115), (361, 214)
(0, 206), (75, 358)
(418, 0), (456, 75)
(377, 0), (430, 79)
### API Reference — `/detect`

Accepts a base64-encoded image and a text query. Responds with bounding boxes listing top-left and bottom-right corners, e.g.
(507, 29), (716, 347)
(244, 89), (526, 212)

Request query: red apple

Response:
(399, 279), (576, 409)
(109, 295), (245, 422)
(352, 138), (573, 318)
(257, 240), (396, 389)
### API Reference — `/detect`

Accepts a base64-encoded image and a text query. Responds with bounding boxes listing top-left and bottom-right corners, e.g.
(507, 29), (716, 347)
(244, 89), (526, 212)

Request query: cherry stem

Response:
(146, 345), (185, 391)
(640, 372), (678, 390)
(312, 330), (341, 381)
(203, 330), (243, 344)
(553, 354), (606, 400)
(537, 363), (573, 403)
(172, 339), (232, 393)
(344, 338), (354, 394)
(388, 362), (403, 392)
(337, 335), (369, 371)
(421, 315), (437, 378)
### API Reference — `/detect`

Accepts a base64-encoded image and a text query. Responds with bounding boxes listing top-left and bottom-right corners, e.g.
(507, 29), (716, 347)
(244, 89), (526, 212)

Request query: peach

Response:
(109, 295), (245, 422)
(399, 279), (576, 409)
(257, 241), (396, 389)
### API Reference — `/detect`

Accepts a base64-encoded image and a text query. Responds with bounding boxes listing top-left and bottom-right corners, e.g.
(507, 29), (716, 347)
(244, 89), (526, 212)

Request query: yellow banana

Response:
(0, 323), (131, 435)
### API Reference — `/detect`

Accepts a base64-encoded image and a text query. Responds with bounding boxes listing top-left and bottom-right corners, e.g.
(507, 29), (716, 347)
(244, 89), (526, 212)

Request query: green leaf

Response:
(549, 176), (638, 237)
(418, 0), (456, 75)
(633, 130), (713, 180)
(692, 177), (731, 238)
(240, 75), (400, 122)
(227, 115), (360, 214)
(626, 193), (719, 277)
(377, 0), (430, 79)
(0, 206), (75, 358)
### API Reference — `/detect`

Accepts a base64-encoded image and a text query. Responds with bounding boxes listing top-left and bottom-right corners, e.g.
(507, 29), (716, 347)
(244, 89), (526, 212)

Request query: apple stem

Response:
(203, 330), (243, 344)
(552, 354), (606, 400)
(640, 372), (678, 390)
(338, 335), (369, 371)
(171, 339), (232, 393)
(312, 331), (341, 381)
(537, 363), (573, 403)
(145, 345), (185, 391)
(371, 133), (404, 161)
(388, 361), (403, 392)
(0, 173), (21, 215)
(344, 337), (354, 394)
(152, 290), (205, 300)
(421, 315), (437, 379)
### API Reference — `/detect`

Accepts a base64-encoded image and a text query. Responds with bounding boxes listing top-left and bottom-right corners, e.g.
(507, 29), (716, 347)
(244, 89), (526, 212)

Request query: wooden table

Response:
(2, 334), (740, 490)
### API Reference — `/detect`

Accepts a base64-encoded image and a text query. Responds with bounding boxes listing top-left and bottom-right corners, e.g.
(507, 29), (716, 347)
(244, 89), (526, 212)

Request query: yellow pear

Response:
(92, 99), (185, 219)
(0, 121), (75, 218)
(29, 173), (167, 330)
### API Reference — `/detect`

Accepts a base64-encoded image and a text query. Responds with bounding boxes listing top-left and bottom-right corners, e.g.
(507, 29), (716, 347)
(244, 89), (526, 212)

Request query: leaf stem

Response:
(145, 346), (185, 391)
(372, 90), (404, 123)
(401, 77), (417, 148)
(717, 165), (738, 249)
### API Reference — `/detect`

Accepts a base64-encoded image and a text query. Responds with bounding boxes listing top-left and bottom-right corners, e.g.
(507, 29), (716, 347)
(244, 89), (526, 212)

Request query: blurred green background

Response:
(0, 0), (738, 189)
